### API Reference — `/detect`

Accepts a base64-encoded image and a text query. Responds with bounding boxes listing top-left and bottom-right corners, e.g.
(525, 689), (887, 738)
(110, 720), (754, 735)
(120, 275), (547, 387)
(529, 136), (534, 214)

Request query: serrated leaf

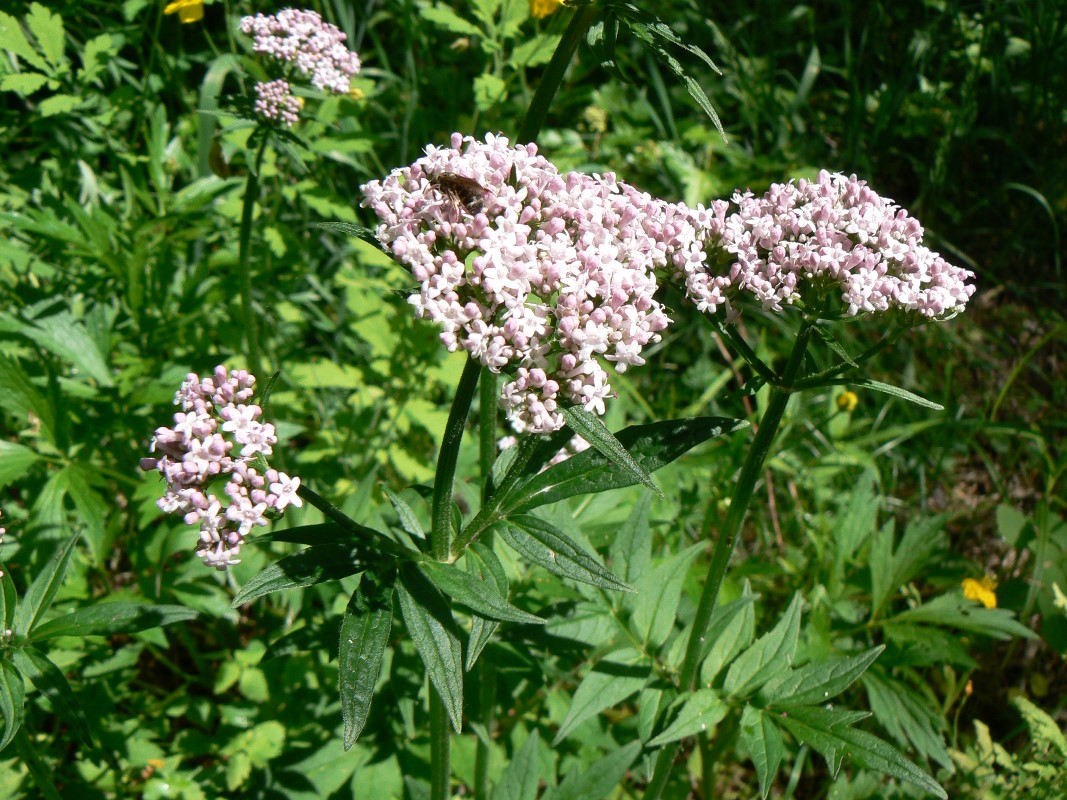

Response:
(544, 740), (642, 800)
(30, 602), (197, 641)
(504, 416), (746, 512)
(890, 593), (1036, 640)
(500, 516), (631, 592)
(10, 647), (92, 747)
(38, 93), (80, 116)
(421, 3), (482, 37)
(628, 542), (704, 649)
(512, 34), (561, 68)
(870, 516), (946, 620)
(0, 10), (49, 73)
(698, 589), (757, 684)
(0, 440), (40, 489)
(421, 561), (542, 624)
(25, 3), (66, 70)
(776, 705), (947, 799)
(0, 659), (24, 753)
(723, 594), (803, 697)
(465, 543), (507, 670)
(0, 72), (48, 94)
(864, 670), (952, 768)
(764, 646), (884, 707)
(1012, 695), (1067, 758)
(560, 405), (660, 495)
(0, 353), (56, 444)
(474, 73), (507, 112)
(13, 534), (79, 637)
(493, 730), (542, 800)
(740, 705), (784, 800)
(609, 491), (652, 584)
(339, 569), (394, 749)
(396, 564), (464, 732)
(78, 33), (113, 83)
(648, 689), (727, 746)
(553, 650), (649, 744)
(231, 543), (366, 606)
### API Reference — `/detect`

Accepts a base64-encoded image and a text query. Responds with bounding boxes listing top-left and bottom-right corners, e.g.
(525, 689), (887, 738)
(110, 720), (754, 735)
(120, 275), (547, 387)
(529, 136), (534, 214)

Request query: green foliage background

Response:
(0, 0), (1064, 797)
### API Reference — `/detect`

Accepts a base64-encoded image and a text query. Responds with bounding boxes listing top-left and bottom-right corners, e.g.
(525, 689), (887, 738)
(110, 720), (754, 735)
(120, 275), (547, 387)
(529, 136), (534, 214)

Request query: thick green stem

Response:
(644, 321), (815, 799)
(430, 690), (452, 800)
(238, 132), (270, 378)
(516, 5), (598, 142)
(432, 356), (482, 561)
(474, 372), (497, 796)
(479, 371), (498, 492)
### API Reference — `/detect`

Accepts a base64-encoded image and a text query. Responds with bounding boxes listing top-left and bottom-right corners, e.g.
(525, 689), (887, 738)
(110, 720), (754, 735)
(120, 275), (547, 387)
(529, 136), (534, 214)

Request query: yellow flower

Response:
(164, 0), (204, 24)
(836, 390), (859, 412)
(530, 0), (566, 20)
(962, 575), (998, 609)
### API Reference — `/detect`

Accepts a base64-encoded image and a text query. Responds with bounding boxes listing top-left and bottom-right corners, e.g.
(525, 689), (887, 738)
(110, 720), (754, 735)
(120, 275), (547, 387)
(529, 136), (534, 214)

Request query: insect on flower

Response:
(429, 171), (487, 216)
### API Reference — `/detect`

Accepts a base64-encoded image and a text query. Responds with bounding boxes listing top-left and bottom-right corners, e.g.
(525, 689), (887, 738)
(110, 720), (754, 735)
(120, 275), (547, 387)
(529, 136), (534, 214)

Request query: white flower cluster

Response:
(675, 170), (976, 320)
(361, 133), (678, 434)
(253, 79), (301, 127)
(140, 367), (302, 570)
(240, 9), (361, 94)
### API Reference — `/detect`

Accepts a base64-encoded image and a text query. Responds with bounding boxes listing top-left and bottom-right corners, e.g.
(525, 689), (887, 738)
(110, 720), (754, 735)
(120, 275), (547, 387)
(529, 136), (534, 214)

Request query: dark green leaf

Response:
(500, 516), (631, 592)
(544, 740), (642, 800)
(739, 705), (784, 800)
(421, 561), (543, 625)
(340, 569), (394, 749)
(30, 602), (197, 641)
(0, 659), (24, 753)
(13, 534), (79, 637)
(247, 522), (371, 547)
(0, 440), (40, 490)
(232, 543), (366, 606)
(383, 487), (426, 540)
(608, 491), (652, 584)
(553, 650), (649, 744)
(465, 543), (507, 670)
(890, 593), (1036, 640)
(864, 671), (952, 768)
(648, 689), (728, 747)
(10, 647), (93, 748)
(851, 378), (944, 410)
(628, 542), (703, 649)
(0, 560), (15, 630)
(764, 646), (884, 707)
(493, 730), (542, 800)
(504, 417), (746, 512)
(396, 564), (464, 732)
(559, 405), (660, 495)
(723, 594), (803, 698)
(698, 588), (758, 683)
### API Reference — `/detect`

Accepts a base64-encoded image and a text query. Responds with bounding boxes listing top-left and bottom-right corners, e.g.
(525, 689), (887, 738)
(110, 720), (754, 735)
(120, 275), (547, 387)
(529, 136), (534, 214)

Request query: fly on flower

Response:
(429, 171), (487, 216)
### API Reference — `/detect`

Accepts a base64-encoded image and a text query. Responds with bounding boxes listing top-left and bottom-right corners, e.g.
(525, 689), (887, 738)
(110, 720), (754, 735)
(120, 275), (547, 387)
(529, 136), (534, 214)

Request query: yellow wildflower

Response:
(164, 0), (204, 24)
(962, 575), (998, 609)
(530, 0), (566, 20)
(836, 390), (859, 412)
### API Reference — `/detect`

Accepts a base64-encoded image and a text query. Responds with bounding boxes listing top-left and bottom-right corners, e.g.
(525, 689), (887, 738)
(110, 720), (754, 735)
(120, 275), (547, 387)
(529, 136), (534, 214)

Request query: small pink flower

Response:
(269, 473), (303, 511)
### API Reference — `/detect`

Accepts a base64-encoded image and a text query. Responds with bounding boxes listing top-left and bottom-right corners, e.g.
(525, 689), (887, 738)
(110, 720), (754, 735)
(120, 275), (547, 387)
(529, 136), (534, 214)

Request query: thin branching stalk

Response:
(238, 132), (270, 378)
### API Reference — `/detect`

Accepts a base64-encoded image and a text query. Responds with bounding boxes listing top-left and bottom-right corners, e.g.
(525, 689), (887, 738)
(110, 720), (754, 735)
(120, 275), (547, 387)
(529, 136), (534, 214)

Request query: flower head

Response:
(141, 367), (300, 570)
(962, 575), (998, 609)
(362, 133), (679, 434)
(164, 0), (204, 24)
(675, 171), (976, 322)
(240, 9), (361, 94)
(253, 79), (302, 127)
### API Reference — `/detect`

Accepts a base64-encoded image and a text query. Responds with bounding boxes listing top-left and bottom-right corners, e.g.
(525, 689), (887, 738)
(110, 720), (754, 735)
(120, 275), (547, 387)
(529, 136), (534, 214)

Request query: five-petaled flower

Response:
(164, 0), (204, 24)
(962, 575), (998, 609)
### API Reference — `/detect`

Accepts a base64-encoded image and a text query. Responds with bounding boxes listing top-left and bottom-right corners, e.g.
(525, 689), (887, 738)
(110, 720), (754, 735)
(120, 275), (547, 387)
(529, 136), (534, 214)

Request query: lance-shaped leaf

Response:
(559, 405), (659, 495)
(396, 564), (464, 732)
(339, 568), (394, 749)
(500, 516), (631, 592)
(739, 705), (784, 800)
(11, 647), (93, 748)
(846, 378), (943, 410)
(763, 646), (884, 707)
(0, 559), (15, 630)
(421, 561), (543, 625)
(724, 594), (803, 698)
(29, 602), (197, 642)
(647, 689), (728, 747)
(465, 543), (508, 670)
(553, 650), (649, 744)
(544, 740), (642, 800)
(493, 729), (543, 800)
(0, 659), (24, 753)
(502, 417), (746, 513)
(232, 543), (367, 606)
(247, 522), (372, 547)
(383, 487), (426, 540)
(13, 533), (79, 637)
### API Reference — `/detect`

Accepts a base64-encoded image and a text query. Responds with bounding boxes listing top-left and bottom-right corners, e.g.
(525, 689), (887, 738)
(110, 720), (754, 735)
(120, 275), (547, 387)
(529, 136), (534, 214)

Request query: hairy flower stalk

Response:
(140, 366), (301, 569)
(362, 133), (684, 435)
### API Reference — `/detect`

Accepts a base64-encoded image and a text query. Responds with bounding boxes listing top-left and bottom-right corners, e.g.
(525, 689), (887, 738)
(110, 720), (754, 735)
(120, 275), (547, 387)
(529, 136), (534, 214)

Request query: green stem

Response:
(432, 356), (482, 561)
(479, 371), (498, 495)
(644, 320), (815, 799)
(430, 689), (452, 800)
(296, 484), (424, 561)
(474, 372), (497, 797)
(516, 5), (598, 142)
(239, 132), (270, 378)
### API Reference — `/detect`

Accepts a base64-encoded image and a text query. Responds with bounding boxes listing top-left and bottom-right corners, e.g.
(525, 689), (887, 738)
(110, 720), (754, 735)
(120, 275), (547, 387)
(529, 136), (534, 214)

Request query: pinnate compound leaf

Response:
(544, 740), (642, 800)
(500, 516), (631, 592)
(493, 730), (543, 800)
(864, 670), (952, 769)
(504, 417), (747, 512)
(1012, 695), (1067, 758)
(396, 564), (464, 732)
(776, 705), (947, 799)
(0, 659), (24, 753)
(10, 647), (92, 747)
(30, 602), (197, 641)
(560, 405), (660, 495)
(553, 650), (649, 745)
(464, 543), (507, 670)
(723, 594), (803, 698)
(232, 543), (366, 606)
(647, 689), (727, 747)
(25, 3), (66, 70)
(0, 10), (49, 72)
(13, 534), (79, 637)
(739, 704), (784, 800)
(764, 646), (884, 707)
(421, 561), (543, 625)
(339, 569), (394, 749)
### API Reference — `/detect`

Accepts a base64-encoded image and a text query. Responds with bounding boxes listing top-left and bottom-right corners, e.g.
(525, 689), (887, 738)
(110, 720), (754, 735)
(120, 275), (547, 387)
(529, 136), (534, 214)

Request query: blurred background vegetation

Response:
(0, 0), (1064, 797)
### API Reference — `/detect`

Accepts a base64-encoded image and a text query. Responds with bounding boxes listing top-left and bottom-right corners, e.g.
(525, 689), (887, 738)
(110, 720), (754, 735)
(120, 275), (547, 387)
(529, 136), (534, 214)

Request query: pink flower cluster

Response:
(241, 9), (361, 94)
(361, 133), (678, 434)
(254, 79), (301, 127)
(675, 170), (976, 320)
(140, 367), (302, 570)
